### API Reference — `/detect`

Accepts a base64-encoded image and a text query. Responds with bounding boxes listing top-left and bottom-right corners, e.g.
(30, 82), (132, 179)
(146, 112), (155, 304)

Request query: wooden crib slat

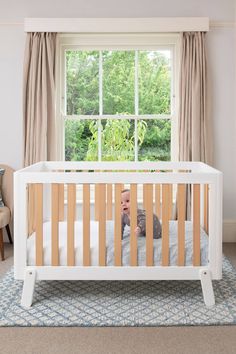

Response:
(204, 184), (209, 234)
(58, 184), (64, 221)
(83, 184), (90, 266)
(35, 183), (43, 266)
(51, 184), (59, 266)
(95, 184), (100, 221)
(177, 184), (186, 266)
(67, 184), (76, 266)
(143, 170), (153, 211)
(155, 184), (161, 219)
(130, 184), (137, 266)
(143, 183), (147, 210)
(99, 184), (106, 266)
(107, 184), (113, 220)
(168, 184), (173, 219)
(28, 184), (35, 236)
(114, 184), (122, 266)
(144, 184), (153, 266)
(162, 184), (170, 266)
(193, 184), (201, 266)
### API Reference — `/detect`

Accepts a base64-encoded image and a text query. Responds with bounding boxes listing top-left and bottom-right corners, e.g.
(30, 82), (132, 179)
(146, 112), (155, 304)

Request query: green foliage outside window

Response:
(65, 50), (171, 162)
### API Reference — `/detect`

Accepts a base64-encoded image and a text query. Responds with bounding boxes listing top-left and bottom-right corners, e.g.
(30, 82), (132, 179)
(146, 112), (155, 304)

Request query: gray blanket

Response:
(105, 221), (209, 266)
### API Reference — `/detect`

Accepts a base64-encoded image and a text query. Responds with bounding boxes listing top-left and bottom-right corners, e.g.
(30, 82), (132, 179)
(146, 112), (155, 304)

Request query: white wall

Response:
(1, 0), (235, 21)
(0, 25), (24, 169)
(0, 0), (235, 227)
(207, 27), (236, 221)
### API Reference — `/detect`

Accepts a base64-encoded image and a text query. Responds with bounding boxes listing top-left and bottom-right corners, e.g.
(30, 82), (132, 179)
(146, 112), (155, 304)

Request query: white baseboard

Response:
(223, 220), (236, 243)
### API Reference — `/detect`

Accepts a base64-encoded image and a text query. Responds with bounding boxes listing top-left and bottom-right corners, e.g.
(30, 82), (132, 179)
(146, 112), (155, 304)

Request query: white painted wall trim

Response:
(0, 22), (23, 26)
(24, 17), (209, 33)
(210, 21), (236, 29)
(1, 20), (235, 30)
(223, 220), (236, 243)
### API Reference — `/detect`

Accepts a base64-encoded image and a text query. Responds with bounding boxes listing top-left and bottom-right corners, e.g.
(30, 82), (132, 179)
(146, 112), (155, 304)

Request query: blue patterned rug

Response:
(1, 257), (236, 327)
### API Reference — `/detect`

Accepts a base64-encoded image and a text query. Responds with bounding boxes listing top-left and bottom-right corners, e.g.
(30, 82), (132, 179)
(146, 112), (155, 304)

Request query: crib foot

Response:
(199, 269), (215, 307)
(21, 269), (36, 308)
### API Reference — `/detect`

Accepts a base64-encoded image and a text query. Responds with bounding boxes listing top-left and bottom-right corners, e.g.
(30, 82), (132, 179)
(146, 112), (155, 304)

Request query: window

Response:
(58, 34), (180, 162)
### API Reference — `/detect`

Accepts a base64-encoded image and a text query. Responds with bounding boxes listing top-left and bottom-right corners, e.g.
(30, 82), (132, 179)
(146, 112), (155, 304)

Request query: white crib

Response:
(14, 161), (222, 307)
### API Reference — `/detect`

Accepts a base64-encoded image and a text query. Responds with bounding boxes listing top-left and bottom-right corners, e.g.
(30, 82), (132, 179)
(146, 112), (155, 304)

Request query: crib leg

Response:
(21, 269), (36, 308)
(199, 269), (215, 307)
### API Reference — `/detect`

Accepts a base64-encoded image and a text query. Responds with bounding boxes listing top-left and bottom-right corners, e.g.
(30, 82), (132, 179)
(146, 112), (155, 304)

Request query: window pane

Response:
(103, 51), (135, 115)
(66, 51), (99, 115)
(65, 119), (98, 161)
(101, 119), (134, 161)
(138, 119), (171, 161)
(139, 51), (171, 115)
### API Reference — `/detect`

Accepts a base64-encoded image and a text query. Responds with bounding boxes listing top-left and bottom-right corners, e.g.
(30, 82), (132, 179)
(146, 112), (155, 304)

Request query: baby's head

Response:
(121, 189), (130, 215)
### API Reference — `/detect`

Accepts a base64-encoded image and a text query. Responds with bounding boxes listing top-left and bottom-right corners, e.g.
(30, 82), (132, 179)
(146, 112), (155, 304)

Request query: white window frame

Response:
(57, 33), (180, 162)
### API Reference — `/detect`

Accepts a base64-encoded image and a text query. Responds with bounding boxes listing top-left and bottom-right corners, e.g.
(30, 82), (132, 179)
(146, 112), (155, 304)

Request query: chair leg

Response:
(0, 228), (4, 261)
(6, 224), (13, 244)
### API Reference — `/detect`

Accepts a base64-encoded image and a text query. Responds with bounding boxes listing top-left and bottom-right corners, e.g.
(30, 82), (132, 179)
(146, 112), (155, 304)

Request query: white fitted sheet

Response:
(27, 221), (100, 266)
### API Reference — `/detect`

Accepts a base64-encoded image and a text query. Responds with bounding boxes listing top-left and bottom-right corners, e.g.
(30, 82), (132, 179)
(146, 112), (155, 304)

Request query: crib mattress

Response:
(27, 220), (209, 267)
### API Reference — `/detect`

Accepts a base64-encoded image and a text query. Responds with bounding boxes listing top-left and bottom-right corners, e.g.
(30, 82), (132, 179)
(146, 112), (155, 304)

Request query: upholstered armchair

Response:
(0, 164), (14, 260)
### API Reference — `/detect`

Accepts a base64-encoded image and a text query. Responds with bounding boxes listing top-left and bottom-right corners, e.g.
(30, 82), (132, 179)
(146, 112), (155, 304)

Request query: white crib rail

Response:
(14, 161), (222, 281)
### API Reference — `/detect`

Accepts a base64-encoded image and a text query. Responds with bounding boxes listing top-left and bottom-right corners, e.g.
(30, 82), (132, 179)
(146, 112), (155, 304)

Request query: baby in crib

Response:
(121, 189), (162, 239)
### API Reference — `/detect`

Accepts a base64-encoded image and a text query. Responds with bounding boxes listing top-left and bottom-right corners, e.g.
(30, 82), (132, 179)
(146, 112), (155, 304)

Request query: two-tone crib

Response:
(14, 161), (222, 308)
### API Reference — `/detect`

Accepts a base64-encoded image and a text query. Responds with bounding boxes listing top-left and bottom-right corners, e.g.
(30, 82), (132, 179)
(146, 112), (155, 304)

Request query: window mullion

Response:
(61, 48), (66, 160)
(134, 50), (139, 162)
(98, 50), (103, 161)
(170, 47), (174, 117)
(63, 50), (67, 116)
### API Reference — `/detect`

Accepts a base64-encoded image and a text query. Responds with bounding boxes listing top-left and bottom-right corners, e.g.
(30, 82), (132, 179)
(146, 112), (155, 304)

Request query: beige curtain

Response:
(179, 32), (211, 163)
(23, 32), (57, 234)
(178, 32), (211, 218)
(23, 32), (57, 167)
